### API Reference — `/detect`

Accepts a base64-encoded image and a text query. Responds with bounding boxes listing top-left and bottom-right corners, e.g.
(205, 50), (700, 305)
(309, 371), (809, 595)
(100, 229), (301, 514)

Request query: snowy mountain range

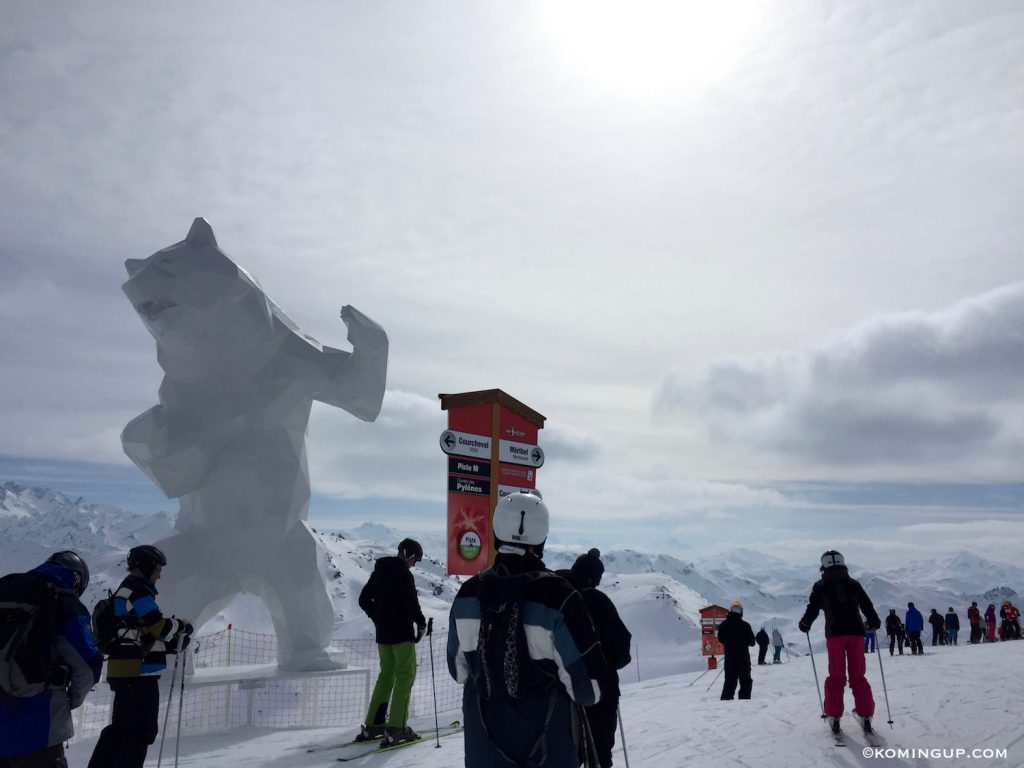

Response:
(3, 480), (1021, 679)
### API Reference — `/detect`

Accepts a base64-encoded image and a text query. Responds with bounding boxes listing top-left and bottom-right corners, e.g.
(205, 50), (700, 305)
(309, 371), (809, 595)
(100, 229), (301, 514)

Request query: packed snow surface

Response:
(63, 639), (1024, 767)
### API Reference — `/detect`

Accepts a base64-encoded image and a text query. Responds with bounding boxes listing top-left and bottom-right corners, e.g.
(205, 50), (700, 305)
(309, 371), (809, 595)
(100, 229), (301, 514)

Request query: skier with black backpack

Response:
(87, 544), (193, 768)
(0, 550), (102, 767)
(447, 491), (609, 768)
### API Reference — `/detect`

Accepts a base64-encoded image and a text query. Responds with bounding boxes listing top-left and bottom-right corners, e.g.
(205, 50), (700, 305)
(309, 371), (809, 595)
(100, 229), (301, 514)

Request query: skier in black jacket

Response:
(755, 627), (770, 665)
(884, 609), (905, 656)
(562, 548), (632, 768)
(928, 609), (945, 646)
(356, 538), (426, 746)
(798, 550), (881, 736)
(717, 600), (756, 700)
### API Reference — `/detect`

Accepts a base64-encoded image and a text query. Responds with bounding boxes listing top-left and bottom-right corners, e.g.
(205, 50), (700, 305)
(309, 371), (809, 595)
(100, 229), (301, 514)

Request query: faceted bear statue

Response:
(122, 217), (388, 669)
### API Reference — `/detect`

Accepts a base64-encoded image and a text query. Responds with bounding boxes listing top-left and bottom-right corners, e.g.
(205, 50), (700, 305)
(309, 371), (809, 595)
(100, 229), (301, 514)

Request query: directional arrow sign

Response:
(499, 439), (544, 468)
(439, 429), (491, 459)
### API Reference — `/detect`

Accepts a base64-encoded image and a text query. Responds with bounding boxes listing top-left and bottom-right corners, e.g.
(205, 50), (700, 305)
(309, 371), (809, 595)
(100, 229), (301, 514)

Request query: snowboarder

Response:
(967, 602), (982, 644)
(985, 604), (997, 642)
(0, 551), (103, 767)
(87, 545), (193, 768)
(945, 607), (960, 645)
(755, 626), (770, 665)
(771, 626), (784, 664)
(447, 491), (608, 768)
(905, 602), (924, 655)
(928, 609), (945, 646)
(798, 550), (881, 736)
(885, 609), (905, 656)
(355, 538), (427, 747)
(564, 548), (632, 768)
(716, 600), (755, 700)
(864, 628), (877, 653)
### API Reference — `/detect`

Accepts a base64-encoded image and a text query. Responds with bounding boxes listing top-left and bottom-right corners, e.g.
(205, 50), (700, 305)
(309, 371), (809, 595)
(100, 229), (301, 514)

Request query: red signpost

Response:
(439, 389), (545, 576)
(700, 604), (729, 670)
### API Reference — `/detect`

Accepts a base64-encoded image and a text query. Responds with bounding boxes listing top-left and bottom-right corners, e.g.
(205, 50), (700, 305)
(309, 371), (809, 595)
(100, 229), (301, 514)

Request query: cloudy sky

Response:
(2, 0), (1022, 567)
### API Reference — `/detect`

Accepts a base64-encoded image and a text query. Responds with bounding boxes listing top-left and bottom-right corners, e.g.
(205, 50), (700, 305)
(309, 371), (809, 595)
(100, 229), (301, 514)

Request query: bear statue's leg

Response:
(149, 529), (244, 631)
(254, 522), (336, 671)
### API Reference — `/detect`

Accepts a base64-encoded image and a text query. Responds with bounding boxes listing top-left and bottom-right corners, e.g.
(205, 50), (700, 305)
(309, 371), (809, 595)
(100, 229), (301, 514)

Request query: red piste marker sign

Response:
(438, 389), (546, 576)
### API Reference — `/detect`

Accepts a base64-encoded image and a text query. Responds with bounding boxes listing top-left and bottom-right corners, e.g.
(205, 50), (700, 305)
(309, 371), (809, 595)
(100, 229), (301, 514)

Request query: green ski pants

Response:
(364, 641), (417, 728)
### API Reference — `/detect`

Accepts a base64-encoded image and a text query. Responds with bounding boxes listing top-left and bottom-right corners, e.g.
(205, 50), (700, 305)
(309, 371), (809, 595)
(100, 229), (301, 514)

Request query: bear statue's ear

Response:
(185, 217), (218, 248)
(125, 258), (146, 277)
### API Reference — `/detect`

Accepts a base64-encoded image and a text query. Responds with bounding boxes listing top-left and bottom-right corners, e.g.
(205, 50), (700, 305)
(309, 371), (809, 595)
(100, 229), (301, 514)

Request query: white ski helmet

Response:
(493, 491), (549, 547)
(821, 550), (845, 568)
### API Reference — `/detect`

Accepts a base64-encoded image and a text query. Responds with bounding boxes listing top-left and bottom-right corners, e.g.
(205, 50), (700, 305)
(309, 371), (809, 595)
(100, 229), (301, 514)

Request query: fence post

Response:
(226, 624), (233, 667)
(635, 642), (640, 683)
(224, 625), (233, 728)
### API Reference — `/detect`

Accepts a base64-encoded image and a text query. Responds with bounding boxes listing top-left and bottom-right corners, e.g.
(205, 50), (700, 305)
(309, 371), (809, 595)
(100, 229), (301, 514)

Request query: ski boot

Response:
(852, 710), (874, 734)
(828, 716), (842, 735)
(354, 723), (385, 742)
(383, 726), (420, 747)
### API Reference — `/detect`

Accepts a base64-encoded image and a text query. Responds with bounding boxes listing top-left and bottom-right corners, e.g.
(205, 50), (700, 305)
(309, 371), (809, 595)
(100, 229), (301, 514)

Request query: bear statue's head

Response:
(123, 218), (304, 366)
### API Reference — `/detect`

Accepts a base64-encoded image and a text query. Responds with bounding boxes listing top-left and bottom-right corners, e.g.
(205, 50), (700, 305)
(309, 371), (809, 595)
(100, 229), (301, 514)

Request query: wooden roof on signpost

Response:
(438, 389), (546, 429)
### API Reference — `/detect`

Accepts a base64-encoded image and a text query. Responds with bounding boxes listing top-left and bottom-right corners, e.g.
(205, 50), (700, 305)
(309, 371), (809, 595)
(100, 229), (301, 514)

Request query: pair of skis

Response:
(305, 721), (462, 762)
(829, 715), (882, 748)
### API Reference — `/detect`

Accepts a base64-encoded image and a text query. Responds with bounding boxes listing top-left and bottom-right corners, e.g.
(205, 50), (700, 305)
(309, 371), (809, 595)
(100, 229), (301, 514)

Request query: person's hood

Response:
(373, 555), (408, 577)
(30, 562), (78, 593)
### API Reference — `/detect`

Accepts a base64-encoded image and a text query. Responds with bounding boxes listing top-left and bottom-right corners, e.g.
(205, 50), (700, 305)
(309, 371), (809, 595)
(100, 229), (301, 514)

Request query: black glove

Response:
(798, 621), (810, 633)
(178, 633), (192, 650)
(181, 621), (194, 637)
(426, 617), (434, 637)
(867, 621), (881, 631)
(414, 624), (426, 643)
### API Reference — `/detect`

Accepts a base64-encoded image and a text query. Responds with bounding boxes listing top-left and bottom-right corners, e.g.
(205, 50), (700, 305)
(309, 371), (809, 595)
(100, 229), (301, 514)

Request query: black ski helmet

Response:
(398, 538), (423, 563)
(46, 550), (90, 596)
(127, 544), (167, 577)
(820, 550), (845, 569)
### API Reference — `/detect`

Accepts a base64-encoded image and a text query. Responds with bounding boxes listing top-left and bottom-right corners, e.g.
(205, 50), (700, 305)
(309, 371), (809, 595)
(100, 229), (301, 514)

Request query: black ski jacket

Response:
(560, 570), (632, 696)
(359, 555), (425, 644)
(885, 612), (904, 636)
(755, 628), (770, 648)
(716, 612), (755, 668)
(799, 566), (880, 638)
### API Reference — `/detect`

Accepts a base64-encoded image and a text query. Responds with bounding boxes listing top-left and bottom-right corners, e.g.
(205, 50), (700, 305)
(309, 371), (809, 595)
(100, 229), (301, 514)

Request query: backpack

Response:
(474, 568), (558, 703)
(0, 572), (60, 697)
(91, 590), (120, 656)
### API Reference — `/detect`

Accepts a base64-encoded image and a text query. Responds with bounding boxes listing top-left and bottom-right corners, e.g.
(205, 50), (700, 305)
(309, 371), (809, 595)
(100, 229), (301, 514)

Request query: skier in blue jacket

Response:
(0, 551), (102, 766)
(905, 602), (925, 655)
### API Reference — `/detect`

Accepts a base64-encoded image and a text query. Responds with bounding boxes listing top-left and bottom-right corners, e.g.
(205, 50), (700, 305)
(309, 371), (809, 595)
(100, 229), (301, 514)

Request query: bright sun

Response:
(538, 0), (763, 98)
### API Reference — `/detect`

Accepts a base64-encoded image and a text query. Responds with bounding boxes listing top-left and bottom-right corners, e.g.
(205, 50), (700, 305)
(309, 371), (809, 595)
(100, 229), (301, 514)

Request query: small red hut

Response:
(699, 604), (729, 670)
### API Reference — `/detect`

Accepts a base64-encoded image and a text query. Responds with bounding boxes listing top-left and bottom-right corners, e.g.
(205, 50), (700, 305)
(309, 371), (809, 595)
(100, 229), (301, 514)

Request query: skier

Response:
(447, 491), (608, 768)
(716, 600), (755, 700)
(355, 538), (427, 747)
(1000, 600), (1021, 640)
(0, 551), (102, 767)
(905, 602), (924, 655)
(884, 609), (905, 656)
(864, 628), (877, 653)
(1009, 602), (1021, 640)
(87, 545), (193, 768)
(984, 603), (997, 642)
(771, 626), (784, 664)
(755, 626), (770, 665)
(929, 609), (947, 646)
(966, 602), (982, 644)
(564, 548), (632, 768)
(945, 607), (960, 645)
(798, 550), (881, 736)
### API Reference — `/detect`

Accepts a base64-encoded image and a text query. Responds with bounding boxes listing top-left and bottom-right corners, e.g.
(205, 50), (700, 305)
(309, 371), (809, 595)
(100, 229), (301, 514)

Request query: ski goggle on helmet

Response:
(821, 550), (845, 569)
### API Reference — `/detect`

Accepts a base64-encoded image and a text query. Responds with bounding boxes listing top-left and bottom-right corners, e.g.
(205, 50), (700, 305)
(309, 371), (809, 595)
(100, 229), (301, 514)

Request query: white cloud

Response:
(656, 283), (1024, 478)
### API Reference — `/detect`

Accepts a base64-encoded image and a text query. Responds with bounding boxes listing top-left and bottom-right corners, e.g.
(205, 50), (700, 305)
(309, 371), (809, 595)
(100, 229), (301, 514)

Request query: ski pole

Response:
(617, 705), (631, 768)
(687, 667), (711, 687)
(578, 705), (600, 768)
(426, 618), (441, 748)
(875, 642), (894, 728)
(156, 637), (181, 768)
(174, 641), (194, 768)
(805, 632), (825, 719)
(704, 669), (722, 692)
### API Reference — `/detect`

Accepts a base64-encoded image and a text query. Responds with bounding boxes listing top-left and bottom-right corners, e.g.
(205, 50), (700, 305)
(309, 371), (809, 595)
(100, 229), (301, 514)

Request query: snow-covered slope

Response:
(62, 626), (1024, 768)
